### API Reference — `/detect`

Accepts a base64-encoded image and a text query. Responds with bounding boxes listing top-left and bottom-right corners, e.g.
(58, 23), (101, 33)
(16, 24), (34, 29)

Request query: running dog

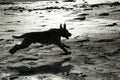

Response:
(9, 24), (72, 55)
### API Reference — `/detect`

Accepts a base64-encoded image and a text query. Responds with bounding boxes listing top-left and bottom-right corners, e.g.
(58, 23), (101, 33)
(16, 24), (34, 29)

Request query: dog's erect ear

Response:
(63, 23), (66, 30)
(60, 24), (63, 29)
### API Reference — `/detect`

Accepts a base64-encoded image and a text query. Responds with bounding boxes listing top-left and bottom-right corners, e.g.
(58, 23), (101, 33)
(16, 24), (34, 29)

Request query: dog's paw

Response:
(60, 52), (71, 55)
(9, 49), (15, 55)
(66, 46), (70, 48)
(66, 52), (71, 54)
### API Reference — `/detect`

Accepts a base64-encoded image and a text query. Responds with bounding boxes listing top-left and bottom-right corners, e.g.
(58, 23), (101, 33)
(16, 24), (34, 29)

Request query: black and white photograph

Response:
(0, 0), (120, 80)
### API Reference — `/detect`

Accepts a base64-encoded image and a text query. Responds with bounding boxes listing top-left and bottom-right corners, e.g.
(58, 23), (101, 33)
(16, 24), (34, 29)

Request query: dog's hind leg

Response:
(9, 44), (20, 54)
(9, 38), (32, 55)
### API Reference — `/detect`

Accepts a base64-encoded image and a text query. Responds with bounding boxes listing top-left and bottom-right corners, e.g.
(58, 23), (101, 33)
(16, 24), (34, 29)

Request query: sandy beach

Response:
(0, 0), (120, 80)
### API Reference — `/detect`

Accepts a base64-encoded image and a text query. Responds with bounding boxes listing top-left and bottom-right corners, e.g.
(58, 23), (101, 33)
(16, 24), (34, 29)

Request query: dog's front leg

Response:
(62, 43), (70, 48)
(57, 44), (71, 55)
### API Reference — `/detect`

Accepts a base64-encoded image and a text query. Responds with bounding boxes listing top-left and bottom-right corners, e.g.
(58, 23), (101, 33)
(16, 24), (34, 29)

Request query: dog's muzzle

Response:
(66, 33), (72, 39)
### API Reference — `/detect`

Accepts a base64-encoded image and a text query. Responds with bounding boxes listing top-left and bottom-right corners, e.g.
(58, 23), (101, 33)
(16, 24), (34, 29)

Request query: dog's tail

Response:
(12, 34), (25, 39)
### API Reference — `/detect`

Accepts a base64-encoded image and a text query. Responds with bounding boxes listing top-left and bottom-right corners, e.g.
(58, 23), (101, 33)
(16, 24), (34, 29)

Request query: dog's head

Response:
(60, 23), (72, 39)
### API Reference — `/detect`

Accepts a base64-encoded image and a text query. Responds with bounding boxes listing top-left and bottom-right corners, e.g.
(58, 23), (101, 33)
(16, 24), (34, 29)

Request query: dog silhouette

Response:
(9, 24), (72, 55)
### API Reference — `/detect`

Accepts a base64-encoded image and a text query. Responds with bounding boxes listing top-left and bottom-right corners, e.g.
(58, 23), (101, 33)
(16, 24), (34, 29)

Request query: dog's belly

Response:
(37, 40), (53, 45)
(35, 37), (59, 45)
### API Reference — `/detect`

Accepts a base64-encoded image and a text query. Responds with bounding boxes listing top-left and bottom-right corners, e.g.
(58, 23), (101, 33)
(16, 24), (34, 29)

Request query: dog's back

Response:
(13, 29), (62, 44)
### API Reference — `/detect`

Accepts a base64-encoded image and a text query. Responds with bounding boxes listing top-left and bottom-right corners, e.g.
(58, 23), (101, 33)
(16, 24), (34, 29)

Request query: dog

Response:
(9, 24), (72, 55)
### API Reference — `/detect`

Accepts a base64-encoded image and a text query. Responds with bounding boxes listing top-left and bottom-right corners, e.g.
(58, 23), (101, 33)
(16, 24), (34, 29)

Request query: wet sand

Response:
(0, 1), (120, 80)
